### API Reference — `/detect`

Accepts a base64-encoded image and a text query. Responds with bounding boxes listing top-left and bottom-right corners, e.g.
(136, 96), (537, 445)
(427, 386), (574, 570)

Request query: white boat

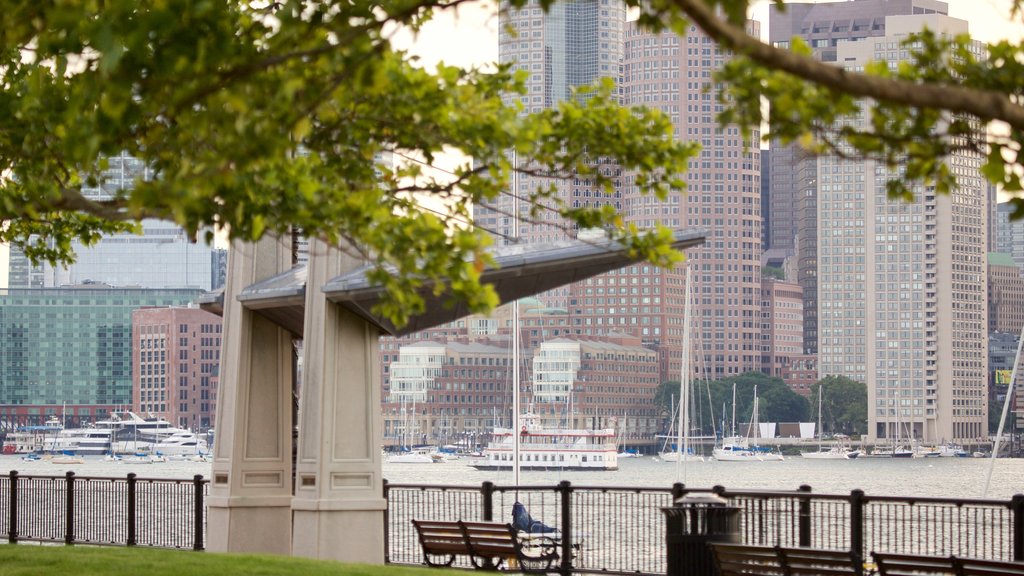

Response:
(712, 386), (783, 462)
(93, 411), (208, 456)
(2, 417), (61, 454)
(473, 411), (618, 471)
(50, 454), (85, 465)
(152, 430), (211, 457)
(44, 427), (114, 456)
(386, 448), (446, 464)
(938, 442), (969, 457)
(801, 391), (855, 460)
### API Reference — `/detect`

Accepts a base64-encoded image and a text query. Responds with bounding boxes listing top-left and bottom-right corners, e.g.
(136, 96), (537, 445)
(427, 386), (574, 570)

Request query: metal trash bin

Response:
(663, 493), (741, 576)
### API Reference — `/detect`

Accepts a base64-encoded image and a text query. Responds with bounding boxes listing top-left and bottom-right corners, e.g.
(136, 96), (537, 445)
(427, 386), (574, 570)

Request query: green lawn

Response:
(0, 545), (461, 576)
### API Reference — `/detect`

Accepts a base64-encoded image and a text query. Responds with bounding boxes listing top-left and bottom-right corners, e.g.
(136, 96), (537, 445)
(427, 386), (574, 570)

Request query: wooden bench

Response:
(711, 543), (862, 576)
(411, 519), (559, 572)
(710, 543), (785, 576)
(872, 552), (1024, 576)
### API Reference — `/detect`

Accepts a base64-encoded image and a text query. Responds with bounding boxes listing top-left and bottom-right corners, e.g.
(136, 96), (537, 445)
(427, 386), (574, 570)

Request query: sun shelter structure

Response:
(204, 230), (705, 563)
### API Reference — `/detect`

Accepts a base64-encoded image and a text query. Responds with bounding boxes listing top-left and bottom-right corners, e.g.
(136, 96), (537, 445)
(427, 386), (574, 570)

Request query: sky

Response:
(401, 0), (1023, 67)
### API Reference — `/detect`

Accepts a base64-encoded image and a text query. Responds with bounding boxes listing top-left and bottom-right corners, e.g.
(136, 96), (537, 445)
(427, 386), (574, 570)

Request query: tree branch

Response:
(670, 0), (1024, 131)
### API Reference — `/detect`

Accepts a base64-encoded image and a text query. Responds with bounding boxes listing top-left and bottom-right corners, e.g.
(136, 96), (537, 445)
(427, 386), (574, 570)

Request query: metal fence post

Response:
(8, 470), (17, 544)
(798, 484), (812, 547)
(383, 479), (390, 563)
(1012, 493), (1024, 561)
(127, 473), (137, 546)
(481, 481), (494, 522)
(672, 482), (686, 502)
(558, 480), (572, 576)
(193, 475), (204, 551)
(65, 471), (75, 545)
(850, 489), (865, 566)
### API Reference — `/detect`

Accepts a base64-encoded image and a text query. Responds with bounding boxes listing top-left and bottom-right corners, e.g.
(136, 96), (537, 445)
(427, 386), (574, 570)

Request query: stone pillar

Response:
(208, 235), (296, 555)
(291, 240), (386, 563)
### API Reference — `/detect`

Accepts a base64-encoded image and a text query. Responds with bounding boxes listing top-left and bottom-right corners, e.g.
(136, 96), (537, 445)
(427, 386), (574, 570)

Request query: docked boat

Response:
(43, 428), (114, 456)
(712, 385), (783, 462)
(939, 442), (969, 458)
(712, 436), (784, 461)
(801, 391), (857, 460)
(2, 418), (62, 454)
(472, 412), (618, 471)
(93, 411), (209, 456)
(386, 448), (447, 464)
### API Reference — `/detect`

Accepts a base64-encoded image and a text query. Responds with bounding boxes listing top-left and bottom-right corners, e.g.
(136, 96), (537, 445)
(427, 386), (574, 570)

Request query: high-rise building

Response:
(7, 152), (223, 291)
(0, 287), (202, 427)
(760, 277), (805, 387)
(621, 20), (763, 380)
(769, 0), (950, 355)
(806, 12), (988, 444)
(988, 253), (1024, 335)
(132, 306), (222, 432)
(995, 202), (1024, 274)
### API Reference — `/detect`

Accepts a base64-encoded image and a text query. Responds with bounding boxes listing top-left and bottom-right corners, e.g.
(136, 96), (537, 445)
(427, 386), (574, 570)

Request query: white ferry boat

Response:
(473, 412), (618, 471)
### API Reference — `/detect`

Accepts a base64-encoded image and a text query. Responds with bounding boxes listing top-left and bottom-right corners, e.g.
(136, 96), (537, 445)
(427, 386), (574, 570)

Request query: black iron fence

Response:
(3, 471), (1022, 574)
(2, 471), (207, 549)
(384, 480), (1024, 576)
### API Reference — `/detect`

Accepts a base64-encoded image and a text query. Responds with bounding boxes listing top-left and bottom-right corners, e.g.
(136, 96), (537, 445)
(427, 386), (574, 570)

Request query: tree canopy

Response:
(656, 371), (810, 437)
(5, 0), (1022, 325)
(812, 376), (869, 436)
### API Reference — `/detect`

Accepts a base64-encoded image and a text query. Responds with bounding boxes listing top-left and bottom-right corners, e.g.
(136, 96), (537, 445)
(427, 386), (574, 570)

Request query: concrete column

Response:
(208, 236), (296, 555)
(291, 240), (386, 563)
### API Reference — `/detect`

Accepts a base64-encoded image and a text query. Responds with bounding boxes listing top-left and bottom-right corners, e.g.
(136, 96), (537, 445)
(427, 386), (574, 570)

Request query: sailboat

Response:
(801, 387), (857, 460)
(713, 385), (784, 461)
(659, 266), (703, 463)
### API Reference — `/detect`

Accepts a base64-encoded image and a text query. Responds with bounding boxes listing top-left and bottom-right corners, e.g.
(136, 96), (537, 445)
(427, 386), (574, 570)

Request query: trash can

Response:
(662, 493), (741, 576)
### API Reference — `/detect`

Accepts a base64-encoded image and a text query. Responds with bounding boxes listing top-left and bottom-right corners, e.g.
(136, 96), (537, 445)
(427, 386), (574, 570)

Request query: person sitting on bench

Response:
(512, 502), (558, 534)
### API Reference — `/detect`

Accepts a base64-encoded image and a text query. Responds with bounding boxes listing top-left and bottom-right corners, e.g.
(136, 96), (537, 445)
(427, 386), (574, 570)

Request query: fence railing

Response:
(2, 471), (207, 549)
(383, 480), (1024, 576)
(3, 471), (1022, 575)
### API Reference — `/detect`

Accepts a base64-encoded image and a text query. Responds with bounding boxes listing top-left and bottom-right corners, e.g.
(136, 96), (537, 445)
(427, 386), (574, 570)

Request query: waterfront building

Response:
(988, 331), (1024, 430)
(995, 202), (1024, 274)
(380, 330), (662, 449)
(798, 11), (988, 444)
(6, 152), (225, 291)
(0, 286), (203, 428)
(620, 19), (763, 382)
(131, 306), (222, 432)
(760, 277), (806, 393)
(988, 252), (1024, 335)
(769, 0), (951, 355)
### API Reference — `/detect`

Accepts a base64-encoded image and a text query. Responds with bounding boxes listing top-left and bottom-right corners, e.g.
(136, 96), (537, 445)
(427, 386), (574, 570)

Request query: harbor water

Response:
(4, 453), (1024, 499)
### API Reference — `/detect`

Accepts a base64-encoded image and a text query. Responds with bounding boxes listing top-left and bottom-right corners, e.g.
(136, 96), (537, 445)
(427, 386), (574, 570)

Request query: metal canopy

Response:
(325, 229), (705, 336)
(210, 229), (706, 338)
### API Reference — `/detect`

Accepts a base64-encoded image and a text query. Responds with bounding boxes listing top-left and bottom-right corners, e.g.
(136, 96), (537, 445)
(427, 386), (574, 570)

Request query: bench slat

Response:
(779, 547), (860, 576)
(873, 552), (957, 576)
(711, 543), (786, 576)
(955, 556), (1024, 576)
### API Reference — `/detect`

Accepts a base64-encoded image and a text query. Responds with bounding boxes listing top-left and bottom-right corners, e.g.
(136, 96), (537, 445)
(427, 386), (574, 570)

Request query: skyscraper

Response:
(768, 0), (951, 355)
(7, 152), (223, 291)
(798, 10), (988, 444)
(620, 20), (763, 380)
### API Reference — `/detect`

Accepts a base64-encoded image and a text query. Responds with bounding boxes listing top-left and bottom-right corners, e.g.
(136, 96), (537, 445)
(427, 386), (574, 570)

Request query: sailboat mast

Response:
(731, 383), (736, 438)
(511, 149), (521, 486)
(984, 319), (1024, 496)
(677, 265), (693, 481)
